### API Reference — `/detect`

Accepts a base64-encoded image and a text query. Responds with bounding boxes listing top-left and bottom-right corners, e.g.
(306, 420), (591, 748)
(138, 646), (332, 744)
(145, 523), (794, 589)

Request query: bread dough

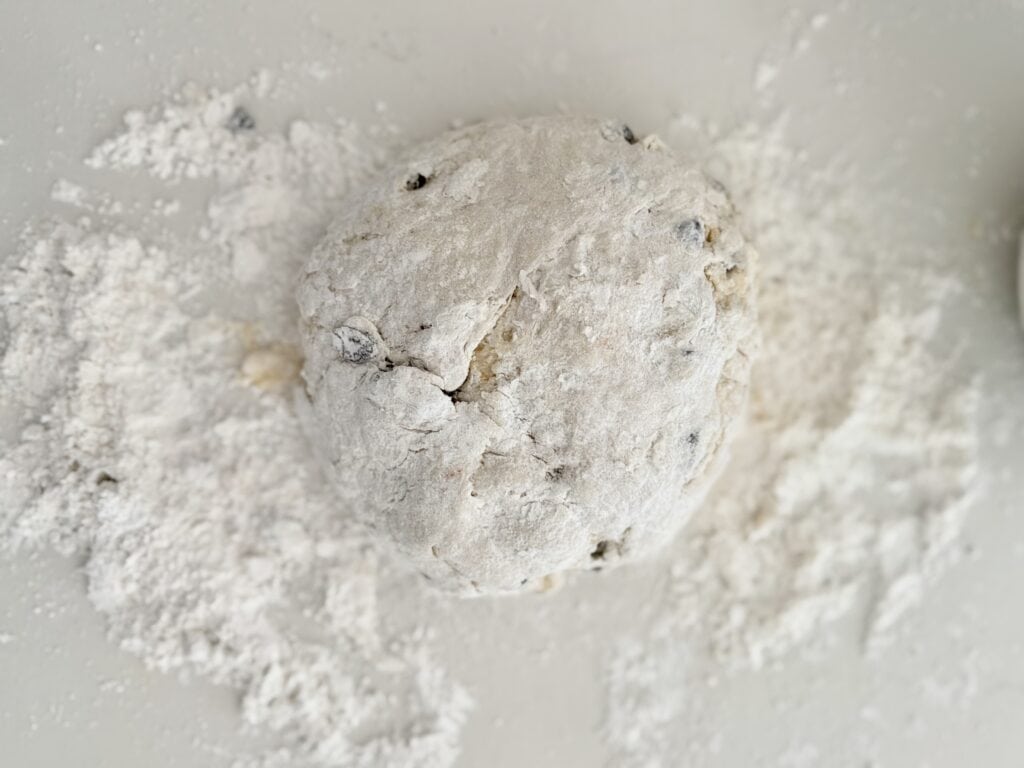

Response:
(297, 116), (758, 595)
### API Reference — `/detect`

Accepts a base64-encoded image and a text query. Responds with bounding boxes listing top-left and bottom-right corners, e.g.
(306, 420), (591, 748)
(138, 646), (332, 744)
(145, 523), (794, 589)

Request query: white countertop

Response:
(2, 1), (1023, 766)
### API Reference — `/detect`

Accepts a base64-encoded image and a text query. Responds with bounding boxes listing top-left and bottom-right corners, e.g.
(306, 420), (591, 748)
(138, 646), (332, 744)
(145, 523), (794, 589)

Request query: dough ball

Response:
(297, 116), (758, 595)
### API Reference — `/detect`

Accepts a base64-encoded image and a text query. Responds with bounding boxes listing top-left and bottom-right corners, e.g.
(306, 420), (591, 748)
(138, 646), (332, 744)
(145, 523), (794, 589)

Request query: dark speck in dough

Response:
(405, 173), (429, 191)
(226, 106), (256, 132)
(676, 219), (705, 248)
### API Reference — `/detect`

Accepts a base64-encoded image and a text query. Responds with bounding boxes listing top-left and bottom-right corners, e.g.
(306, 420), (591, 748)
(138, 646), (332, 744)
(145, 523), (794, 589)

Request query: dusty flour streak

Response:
(0, 78), (470, 768)
(603, 118), (979, 764)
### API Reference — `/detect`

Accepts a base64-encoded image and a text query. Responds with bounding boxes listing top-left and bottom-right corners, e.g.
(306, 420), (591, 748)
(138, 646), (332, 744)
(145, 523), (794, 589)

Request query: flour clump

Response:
(298, 116), (759, 594)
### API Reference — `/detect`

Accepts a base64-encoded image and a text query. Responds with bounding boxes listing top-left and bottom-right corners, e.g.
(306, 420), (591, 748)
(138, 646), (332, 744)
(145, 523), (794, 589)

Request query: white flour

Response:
(604, 119), (979, 765)
(0, 78), (470, 768)
(0, 77), (979, 768)
(671, 118), (978, 663)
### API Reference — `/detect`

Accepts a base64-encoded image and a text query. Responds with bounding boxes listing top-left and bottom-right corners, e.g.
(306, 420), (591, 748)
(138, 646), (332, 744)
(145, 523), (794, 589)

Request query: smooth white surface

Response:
(2, 1), (1023, 766)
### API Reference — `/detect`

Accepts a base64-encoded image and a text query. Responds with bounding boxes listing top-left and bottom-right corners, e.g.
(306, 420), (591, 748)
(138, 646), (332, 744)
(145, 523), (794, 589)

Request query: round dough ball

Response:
(298, 116), (758, 595)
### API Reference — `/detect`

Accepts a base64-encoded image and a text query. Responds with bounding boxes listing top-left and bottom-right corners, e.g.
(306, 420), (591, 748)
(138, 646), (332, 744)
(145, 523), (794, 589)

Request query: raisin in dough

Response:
(297, 116), (758, 595)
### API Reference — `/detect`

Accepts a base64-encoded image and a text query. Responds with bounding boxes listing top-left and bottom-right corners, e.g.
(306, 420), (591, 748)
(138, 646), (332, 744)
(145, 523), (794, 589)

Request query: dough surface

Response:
(298, 116), (758, 594)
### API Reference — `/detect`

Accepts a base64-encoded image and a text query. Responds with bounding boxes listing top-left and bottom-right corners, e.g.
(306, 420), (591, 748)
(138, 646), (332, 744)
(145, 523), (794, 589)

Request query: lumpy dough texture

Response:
(297, 116), (758, 595)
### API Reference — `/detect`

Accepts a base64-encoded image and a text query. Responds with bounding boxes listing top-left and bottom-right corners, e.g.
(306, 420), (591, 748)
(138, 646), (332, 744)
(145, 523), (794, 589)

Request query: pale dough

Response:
(297, 116), (758, 594)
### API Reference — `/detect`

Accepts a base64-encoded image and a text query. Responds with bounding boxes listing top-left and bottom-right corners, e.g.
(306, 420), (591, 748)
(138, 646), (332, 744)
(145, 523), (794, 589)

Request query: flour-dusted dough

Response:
(298, 116), (758, 595)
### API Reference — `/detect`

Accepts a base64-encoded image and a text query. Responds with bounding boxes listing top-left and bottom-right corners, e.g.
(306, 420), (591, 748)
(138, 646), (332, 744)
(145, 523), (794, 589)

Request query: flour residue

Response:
(0, 77), (470, 768)
(0, 76), (980, 768)
(603, 118), (979, 766)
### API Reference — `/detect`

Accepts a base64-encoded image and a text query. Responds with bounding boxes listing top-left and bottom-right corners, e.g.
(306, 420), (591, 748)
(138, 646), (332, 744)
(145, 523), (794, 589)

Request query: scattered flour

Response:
(0, 78), (470, 768)
(603, 118), (979, 765)
(670, 117), (978, 663)
(604, 626), (689, 767)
